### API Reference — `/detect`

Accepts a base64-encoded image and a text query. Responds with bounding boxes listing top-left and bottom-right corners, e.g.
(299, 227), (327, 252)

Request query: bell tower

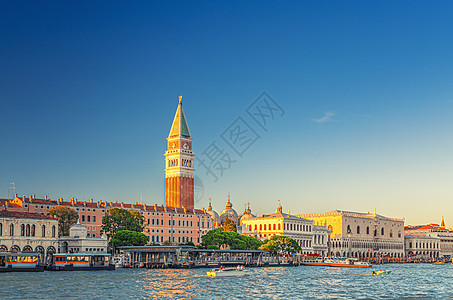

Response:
(165, 96), (195, 209)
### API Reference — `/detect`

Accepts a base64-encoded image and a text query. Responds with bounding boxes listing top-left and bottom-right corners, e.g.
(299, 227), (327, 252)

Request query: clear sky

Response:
(1, 1), (452, 226)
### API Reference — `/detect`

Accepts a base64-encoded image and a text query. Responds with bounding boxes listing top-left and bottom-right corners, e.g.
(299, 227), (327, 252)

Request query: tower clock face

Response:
(183, 142), (189, 150)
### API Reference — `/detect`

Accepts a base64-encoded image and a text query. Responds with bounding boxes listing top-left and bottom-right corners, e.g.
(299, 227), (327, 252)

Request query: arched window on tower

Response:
(381, 228), (384, 236)
(366, 226), (370, 234)
(9, 224), (14, 236)
(21, 224), (25, 236)
(357, 226), (360, 234)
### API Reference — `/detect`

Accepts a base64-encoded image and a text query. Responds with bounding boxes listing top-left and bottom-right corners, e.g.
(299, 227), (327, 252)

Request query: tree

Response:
(201, 229), (262, 250)
(101, 208), (145, 238)
(48, 206), (79, 236)
(222, 217), (237, 232)
(259, 235), (301, 254)
(110, 230), (148, 250)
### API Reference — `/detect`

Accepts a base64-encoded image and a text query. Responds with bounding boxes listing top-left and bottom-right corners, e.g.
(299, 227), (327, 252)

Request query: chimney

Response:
(22, 195), (25, 201)
(14, 193), (17, 198)
(29, 195), (32, 202)
(121, 202), (123, 208)
(44, 195), (47, 200)
(90, 198), (93, 203)
(135, 202), (138, 206)
(33, 194), (35, 199)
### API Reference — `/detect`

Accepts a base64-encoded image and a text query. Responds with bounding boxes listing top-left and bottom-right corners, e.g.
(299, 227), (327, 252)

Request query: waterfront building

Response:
(165, 96), (195, 210)
(404, 235), (440, 259)
(58, 221), (108, 253)
(404, 218), (453, 258)
(241, 202), (322, 255)
(0, 209), (58, 261)
(298, 209), (405, 258)
(0, 96), (213, 245)
(312, 224), (329, 257)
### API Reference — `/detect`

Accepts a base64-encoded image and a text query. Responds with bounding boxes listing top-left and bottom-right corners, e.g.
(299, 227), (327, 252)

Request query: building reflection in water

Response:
(137, 269), (206, 299)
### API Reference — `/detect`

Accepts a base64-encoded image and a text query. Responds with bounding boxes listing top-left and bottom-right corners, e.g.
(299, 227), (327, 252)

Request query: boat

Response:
(324, 258), (372, 268)
(301, 258), (372, 268)
(49, 253), (115, 271)
(372, 270), (391, 275)
(0, 252), (44, 272)
(207, 266), (248, 277)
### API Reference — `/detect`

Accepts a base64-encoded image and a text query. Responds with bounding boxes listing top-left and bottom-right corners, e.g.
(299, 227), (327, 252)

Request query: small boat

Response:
(372, 270), (391, 275)
(207, 266), (248, 277)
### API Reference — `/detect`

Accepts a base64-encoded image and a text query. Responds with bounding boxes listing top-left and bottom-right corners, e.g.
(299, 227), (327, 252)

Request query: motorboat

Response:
(207, 266), (248, 277)
(324, 258), (372, 268)
(371, 270), (391, 275)
(301, 258), (372, 268)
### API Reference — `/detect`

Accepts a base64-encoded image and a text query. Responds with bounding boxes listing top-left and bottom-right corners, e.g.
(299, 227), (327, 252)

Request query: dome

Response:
(219, 194), (239, 225)
(69, 221), (88, 238)
(206, 196), (220, 224)
(239, 202), (255, 225)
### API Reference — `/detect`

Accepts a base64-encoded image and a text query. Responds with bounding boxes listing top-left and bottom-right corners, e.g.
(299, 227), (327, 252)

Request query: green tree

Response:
(48, 206), (79, 236)
(161, 240), (174, 246)
(259, 235), (301, 254)
(110, 230), (148, 250)
(201, 229), (262, 250)
(222, 217), (237, 232)
(101, 208), (145, 238)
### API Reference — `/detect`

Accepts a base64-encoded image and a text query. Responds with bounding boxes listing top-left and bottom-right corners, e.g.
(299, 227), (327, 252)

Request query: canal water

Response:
(1, 264), (452, 299)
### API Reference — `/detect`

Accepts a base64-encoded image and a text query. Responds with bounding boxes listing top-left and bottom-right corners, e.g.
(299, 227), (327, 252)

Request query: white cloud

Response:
(313, 111), (337, 123)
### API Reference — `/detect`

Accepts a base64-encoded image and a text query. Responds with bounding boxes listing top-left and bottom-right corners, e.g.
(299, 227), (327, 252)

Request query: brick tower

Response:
(165, 96), (195, 209)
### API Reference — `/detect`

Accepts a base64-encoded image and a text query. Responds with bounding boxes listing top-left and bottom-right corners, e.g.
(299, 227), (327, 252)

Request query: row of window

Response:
(146, 219), (209, 228)
(249, 223), (312, 232)
(408, 242), (439, 249)
(314, 235), (325, 245)
(24, 204), (104, 213)
(332, 240), (404, 250)
(80, 215), (97, 223)
(347, 225), (402, 238)
(0, 223), (56, 238)
(149, 235), (199, 244)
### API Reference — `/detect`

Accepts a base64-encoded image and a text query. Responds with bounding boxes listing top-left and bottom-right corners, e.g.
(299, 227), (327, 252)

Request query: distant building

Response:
(241, 202), (328, 255)
(404, 217), (453, 258)
(299, 209), (405, 258)
(58, 222), (108, 253)
(404, 235), (440, 259)
(0, 210), (58, 261)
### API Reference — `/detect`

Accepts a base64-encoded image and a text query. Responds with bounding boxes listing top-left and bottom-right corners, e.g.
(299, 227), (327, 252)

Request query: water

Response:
(1, 264), (452, 299)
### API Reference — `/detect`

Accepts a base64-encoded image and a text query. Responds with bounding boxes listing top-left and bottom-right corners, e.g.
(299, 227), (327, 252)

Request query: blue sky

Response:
(1, 1), (452, 226)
